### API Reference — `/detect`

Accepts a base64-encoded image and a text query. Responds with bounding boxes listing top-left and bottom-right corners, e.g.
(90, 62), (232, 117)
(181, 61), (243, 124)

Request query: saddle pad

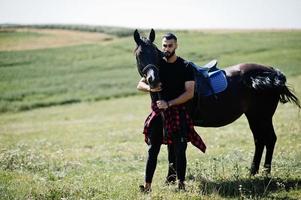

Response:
(198, 70), (228, 96)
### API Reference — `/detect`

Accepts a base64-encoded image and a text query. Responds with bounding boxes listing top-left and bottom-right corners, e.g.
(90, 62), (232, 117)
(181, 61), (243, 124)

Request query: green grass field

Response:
(0, 26), (301, 199)
(1, 27), (301, 113)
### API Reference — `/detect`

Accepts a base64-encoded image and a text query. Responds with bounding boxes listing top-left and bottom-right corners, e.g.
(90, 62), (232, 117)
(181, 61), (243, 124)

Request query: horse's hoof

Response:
(139, 185), (151, 193)
(250, 164), (259, 176)
(176, 182), (186, 192)
(250, 169), (259, 176)
(177, 182), (186, 191)
(263, 164), (271, 175)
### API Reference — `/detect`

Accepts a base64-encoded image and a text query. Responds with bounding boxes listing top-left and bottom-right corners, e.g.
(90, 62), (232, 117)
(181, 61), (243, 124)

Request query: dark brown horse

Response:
(133, 29), (300, 175)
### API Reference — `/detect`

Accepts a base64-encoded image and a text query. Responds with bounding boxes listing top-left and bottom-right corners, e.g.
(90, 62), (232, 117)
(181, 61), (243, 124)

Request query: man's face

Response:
(162, 38), (177, 59)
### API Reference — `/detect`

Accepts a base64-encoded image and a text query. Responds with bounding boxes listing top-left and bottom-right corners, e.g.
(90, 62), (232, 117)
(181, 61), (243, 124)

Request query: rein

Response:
(156, 92), (168, 143)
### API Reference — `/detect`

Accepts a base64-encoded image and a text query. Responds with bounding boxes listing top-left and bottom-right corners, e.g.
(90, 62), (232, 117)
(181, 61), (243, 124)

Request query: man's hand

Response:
(160, 81), (194, 108)
(150, 84), (162, 92)
(137, 78), (162, 93)
(156, 100), (168, 109)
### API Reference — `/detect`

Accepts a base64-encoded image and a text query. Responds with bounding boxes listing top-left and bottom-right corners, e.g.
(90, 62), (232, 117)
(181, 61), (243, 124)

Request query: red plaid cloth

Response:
(143, 103), (206, 153)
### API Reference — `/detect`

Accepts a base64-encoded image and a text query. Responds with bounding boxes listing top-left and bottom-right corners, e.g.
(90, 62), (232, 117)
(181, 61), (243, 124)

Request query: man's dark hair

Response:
(162, 33), (177, 41)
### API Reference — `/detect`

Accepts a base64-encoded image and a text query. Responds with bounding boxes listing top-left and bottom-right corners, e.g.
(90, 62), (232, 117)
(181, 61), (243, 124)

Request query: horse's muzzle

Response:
(142, 64), (160, 89)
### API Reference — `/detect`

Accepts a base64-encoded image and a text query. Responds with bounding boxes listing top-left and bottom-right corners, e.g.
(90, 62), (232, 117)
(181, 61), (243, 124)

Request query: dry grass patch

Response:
(0, 28), (114, 51)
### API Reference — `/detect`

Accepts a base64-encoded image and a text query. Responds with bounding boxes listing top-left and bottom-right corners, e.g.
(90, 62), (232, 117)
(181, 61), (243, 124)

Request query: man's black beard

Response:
(164, 50), (175, 59)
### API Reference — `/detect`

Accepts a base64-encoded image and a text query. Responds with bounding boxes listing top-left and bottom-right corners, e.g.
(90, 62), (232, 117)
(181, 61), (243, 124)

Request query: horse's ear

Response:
(134, 29), (141, 45)
(149, 29), (155, 43)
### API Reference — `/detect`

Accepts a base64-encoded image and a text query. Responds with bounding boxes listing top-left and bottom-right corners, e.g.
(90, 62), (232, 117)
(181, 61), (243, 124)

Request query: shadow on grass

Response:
(198, 177), (301, 199)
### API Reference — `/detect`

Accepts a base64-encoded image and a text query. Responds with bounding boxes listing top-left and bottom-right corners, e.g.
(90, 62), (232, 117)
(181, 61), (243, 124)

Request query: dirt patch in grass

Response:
(0, 28), (114, 51)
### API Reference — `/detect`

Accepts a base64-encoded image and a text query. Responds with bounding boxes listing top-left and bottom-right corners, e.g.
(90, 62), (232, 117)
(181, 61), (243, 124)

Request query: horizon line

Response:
(1, 23), (301, 31)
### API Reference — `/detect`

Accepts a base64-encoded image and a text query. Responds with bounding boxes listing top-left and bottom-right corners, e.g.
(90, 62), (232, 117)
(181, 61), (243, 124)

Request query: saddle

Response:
(187, 60), (228, 97)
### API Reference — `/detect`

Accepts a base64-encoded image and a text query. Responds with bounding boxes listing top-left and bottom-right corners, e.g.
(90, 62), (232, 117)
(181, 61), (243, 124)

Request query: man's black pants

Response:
(145, 115), (187, 183)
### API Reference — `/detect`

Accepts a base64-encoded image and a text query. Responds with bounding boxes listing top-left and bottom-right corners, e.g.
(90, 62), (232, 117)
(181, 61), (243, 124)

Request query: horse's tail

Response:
(243, 67), (301, 108)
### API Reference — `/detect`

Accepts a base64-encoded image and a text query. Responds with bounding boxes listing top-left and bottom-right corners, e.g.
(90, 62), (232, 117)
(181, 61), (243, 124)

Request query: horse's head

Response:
(134, 29), (163, 89)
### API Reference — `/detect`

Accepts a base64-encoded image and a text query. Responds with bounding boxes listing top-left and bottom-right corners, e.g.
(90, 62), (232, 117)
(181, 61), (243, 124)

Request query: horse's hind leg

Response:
(262, 120), (277, 174)
(246, 115), (277, 175)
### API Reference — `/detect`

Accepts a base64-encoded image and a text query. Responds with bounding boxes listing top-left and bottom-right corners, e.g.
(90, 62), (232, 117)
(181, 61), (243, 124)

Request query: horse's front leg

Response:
(246, 115), (265, 175)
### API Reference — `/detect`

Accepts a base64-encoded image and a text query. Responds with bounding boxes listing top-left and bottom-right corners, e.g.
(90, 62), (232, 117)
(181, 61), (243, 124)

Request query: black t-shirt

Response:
(158, 57), (194, 101)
